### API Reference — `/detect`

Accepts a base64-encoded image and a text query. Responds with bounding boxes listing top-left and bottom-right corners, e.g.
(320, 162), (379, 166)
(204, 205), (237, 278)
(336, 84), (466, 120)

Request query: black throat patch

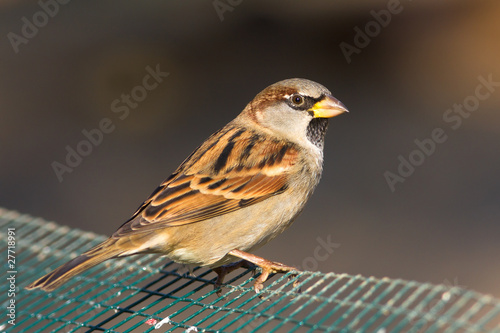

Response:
(306, 118), (329, 149)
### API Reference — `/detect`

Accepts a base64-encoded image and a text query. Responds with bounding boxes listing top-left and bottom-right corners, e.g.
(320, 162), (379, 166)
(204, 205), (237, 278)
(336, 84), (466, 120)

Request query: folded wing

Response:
(114, 125), (299, 237)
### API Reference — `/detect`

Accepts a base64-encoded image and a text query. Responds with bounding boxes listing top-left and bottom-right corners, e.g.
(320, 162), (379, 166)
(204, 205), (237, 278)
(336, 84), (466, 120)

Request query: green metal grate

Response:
(1, 207), (500, 332)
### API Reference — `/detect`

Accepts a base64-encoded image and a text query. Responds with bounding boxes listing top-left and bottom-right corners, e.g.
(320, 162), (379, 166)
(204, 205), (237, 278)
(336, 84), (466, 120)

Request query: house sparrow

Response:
(27, 78), (347, 293)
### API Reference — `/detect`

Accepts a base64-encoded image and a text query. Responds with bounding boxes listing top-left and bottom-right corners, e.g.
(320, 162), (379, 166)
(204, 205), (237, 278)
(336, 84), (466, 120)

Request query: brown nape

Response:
(249, 86), (298, 115)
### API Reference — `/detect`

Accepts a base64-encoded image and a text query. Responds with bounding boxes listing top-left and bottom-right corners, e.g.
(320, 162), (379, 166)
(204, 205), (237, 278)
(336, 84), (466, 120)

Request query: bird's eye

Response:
(290, 94), (304, 106)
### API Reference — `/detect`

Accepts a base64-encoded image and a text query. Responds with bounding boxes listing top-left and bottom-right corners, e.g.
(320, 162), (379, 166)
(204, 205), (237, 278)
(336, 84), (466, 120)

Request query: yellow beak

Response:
(309, 95), (349, 118)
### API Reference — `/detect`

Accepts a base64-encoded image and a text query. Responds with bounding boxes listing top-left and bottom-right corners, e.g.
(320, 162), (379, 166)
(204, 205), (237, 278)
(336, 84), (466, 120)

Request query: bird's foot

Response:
(212, 260), (255, 296)
(228, 249), (298, 293)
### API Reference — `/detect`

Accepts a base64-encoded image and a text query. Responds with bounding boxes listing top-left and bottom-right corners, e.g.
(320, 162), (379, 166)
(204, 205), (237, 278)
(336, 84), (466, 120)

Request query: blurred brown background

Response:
(1, 1), (499, 298)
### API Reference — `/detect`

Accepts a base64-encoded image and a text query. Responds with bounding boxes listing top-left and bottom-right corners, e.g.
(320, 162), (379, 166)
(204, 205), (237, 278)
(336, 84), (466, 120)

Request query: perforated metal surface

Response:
(1, 208), (500, 332)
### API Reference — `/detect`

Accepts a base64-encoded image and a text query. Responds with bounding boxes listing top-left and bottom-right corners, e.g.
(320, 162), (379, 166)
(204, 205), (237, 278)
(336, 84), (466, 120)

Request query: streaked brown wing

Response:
(114, 124), (299, 237)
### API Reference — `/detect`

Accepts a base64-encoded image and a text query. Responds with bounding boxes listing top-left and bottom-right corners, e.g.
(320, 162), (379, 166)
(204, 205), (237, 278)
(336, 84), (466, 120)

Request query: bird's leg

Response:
(212, 260), (256, 295)
(227, 249), (298, 293)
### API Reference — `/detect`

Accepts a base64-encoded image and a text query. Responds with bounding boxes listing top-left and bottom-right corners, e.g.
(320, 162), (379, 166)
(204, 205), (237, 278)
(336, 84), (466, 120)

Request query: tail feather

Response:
(26, 239), (123, 291)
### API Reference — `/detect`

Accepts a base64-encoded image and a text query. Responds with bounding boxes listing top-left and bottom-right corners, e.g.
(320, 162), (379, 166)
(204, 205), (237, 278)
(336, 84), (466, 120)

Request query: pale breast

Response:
(166, 155), (323, 267)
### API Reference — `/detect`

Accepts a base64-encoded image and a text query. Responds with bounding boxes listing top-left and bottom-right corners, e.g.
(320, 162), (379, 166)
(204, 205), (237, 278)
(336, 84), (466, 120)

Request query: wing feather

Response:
(113, 125), (299, 237)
